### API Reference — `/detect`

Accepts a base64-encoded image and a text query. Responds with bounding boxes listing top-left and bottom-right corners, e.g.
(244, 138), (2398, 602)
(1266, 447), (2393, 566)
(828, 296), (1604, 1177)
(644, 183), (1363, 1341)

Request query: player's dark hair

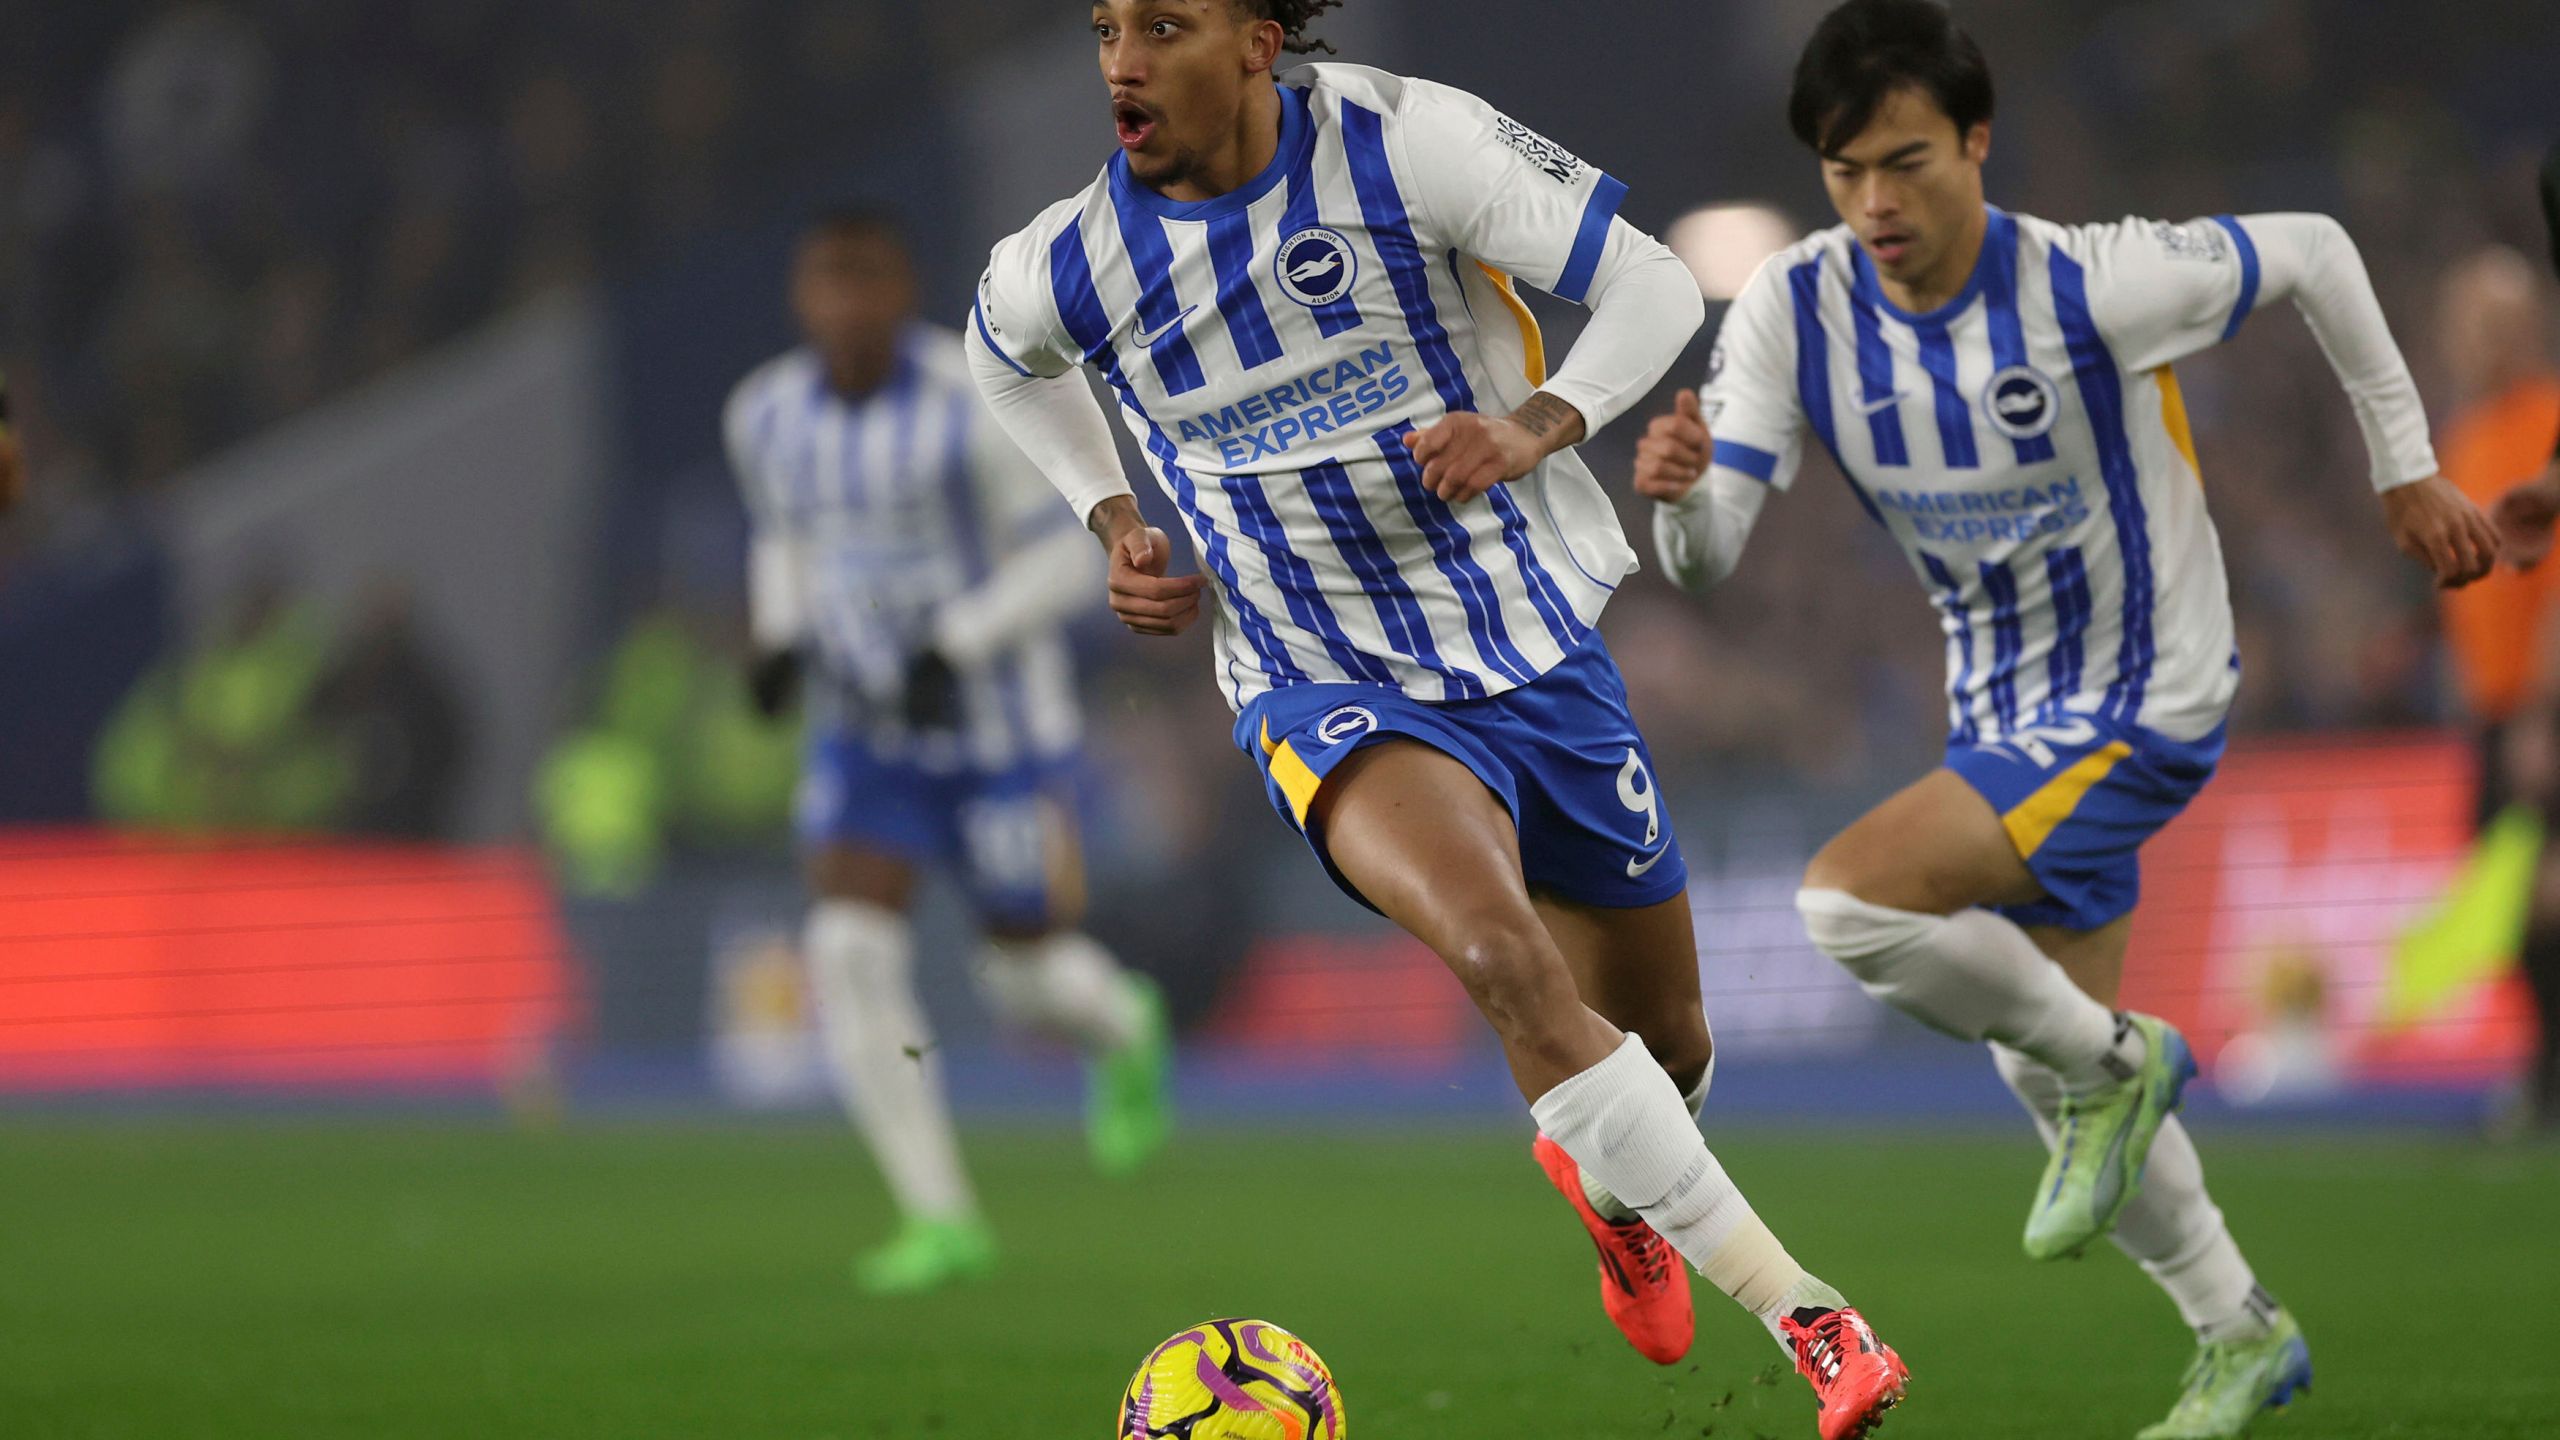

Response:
(802, 206), (906, 250)
(1788, 0), (1994, 158)
(1234, 0), (1343, 55)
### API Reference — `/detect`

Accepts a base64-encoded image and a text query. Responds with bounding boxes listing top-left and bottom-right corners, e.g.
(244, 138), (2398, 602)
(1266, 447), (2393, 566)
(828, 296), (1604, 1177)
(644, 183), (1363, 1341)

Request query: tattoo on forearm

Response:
(1087, 495), (1138, 543)
(1509, 393), (1586, 446)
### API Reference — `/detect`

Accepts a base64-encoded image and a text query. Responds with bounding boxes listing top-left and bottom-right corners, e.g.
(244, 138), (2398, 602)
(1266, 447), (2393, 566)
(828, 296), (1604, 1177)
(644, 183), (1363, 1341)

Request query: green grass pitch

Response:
(3, 1121), (2554, 1438)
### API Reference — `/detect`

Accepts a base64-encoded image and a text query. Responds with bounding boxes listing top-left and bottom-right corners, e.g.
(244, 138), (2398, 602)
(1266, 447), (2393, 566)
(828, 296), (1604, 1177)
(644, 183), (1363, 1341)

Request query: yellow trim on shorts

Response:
(2001, 740), (2135, 859)
(1475, 263), (1548, 387)
(1259, 720), (1324, 826)
(2155, 367), (2202, 482)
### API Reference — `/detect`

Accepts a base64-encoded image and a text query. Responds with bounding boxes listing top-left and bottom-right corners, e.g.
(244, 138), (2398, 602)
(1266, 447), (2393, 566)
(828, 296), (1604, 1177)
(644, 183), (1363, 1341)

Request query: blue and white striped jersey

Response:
(725, 325), (1082, 773)
(1705, 208), (2280, 745)
(972, 63), (1642, 711)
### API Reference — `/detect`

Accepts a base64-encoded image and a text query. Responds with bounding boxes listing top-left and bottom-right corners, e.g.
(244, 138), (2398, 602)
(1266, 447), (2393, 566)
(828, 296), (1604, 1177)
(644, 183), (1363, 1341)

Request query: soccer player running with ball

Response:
(727, 210), (1173, 1299)
(967, 2), (1906, 1433)
(1632, 4), (2497, 1436)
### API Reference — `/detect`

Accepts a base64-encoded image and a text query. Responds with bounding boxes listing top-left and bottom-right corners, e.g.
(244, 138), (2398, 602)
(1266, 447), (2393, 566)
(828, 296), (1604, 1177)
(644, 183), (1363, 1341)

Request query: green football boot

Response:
(2137, 1309), (2314, 1439)
(2024, 1013), (2196, 1260)
(1088, 975), (1174, 1179)
(853, 1217), (997, 1297)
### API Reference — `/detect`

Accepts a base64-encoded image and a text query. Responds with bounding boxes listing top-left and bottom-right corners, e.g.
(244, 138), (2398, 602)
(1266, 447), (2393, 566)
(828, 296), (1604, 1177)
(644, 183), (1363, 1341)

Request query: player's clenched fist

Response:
(2381, 474), (2499, 589)
(1106, 517), (1206, 637)
(1633, 389), (1712, 504)
(1401, 393), (1585, 504)
(1401, 412), (1539, 503)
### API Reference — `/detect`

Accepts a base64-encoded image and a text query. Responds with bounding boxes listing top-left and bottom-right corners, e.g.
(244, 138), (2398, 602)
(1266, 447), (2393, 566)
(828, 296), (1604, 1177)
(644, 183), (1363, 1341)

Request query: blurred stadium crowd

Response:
(6, 1), (2554, 821)
(0, 0), (1059, 521)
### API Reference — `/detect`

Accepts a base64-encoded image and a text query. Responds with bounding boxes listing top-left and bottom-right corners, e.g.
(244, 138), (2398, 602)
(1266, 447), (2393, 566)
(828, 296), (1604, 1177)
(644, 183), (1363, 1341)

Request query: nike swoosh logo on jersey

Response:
(1133, 306), (1198, 348)
(1626, 846), (1669, 878)
(1857, 390), (1910, 416)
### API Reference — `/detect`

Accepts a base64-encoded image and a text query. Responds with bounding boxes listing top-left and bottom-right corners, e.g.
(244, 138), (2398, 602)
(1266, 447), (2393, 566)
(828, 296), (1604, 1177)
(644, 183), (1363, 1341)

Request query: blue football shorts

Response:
(1235, 634), (1688, 914)
(798, 731), (1079, 931)
(1946, 711), (2228, 933)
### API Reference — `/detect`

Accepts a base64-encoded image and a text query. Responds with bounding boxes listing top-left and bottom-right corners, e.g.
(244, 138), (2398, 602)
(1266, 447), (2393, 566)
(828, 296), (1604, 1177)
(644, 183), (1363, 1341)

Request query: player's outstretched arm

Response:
(2291, 219), (2495, 586)
(1640, 389), (1770, 596)
(2245, 213), (2495, 587)
(2102, 213), (2498, 587)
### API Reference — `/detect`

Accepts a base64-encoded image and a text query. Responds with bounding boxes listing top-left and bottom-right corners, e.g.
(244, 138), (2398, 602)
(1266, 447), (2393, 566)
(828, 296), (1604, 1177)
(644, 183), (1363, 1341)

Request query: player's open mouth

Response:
(1114, 100), (1158, 150)
(1867, 231), (1915, 266)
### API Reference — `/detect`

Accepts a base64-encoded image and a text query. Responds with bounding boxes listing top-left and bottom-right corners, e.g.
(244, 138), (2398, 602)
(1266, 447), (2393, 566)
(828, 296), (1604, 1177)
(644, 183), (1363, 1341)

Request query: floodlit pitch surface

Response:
(3, 1124), (2553, 1438)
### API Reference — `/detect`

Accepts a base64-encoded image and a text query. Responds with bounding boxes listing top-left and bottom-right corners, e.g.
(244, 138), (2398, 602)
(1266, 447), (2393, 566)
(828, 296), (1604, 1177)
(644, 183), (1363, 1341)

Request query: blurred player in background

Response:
(968, 3), (1908, 1433)
(2437, 247), (2560, 799)
(1633, 2), (2496, 1434)
(0, 373), (21, 512)
(726, 210), (1172, 1298)
(2484, 143), (2560, 1135)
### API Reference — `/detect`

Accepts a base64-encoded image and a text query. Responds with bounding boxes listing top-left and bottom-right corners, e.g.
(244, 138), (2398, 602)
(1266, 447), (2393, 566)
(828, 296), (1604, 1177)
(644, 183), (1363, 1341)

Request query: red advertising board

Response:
(2126, 734), (2532, 1085)
(0, 830), (577, 1090)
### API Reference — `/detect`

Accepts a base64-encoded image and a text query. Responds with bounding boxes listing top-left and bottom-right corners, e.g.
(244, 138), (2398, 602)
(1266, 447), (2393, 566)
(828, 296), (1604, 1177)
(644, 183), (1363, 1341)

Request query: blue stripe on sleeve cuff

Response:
(1553, 173), (1629, 305)
(972, 300), (1036, 379)
(2211, 215), (2260, 341)
(1711, 438), (1779, 483)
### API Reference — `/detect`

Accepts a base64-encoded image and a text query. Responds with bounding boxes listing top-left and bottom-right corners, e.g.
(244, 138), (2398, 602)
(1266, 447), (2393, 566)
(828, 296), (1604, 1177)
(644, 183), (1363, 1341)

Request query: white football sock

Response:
(976, 931), (1144, 1054)
(1534, 1034), (1818, 1343)
(1994, 1045), (2274, 1341)
(1798, 889), (2143, 1094)
(1583, 1041), (1714, 1223)
(805, 900), (975, 1223)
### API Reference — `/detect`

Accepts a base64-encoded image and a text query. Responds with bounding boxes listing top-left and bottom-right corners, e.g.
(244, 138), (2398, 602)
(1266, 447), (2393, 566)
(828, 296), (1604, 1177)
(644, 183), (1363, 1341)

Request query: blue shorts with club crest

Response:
(1234, 634), (1688, 913)
(799, 731), (1079, 931)
(1946, 712), (2228, 934)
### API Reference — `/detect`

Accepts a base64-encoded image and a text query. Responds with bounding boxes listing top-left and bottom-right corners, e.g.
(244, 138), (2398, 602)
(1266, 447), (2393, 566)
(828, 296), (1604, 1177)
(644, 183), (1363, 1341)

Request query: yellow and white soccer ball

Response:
(1117, 1319), (1347, 1439)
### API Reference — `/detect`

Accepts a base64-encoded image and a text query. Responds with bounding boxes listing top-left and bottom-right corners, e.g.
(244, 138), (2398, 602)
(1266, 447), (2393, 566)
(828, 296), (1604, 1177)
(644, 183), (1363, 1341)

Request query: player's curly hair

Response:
(1237, 0), (1344, 55)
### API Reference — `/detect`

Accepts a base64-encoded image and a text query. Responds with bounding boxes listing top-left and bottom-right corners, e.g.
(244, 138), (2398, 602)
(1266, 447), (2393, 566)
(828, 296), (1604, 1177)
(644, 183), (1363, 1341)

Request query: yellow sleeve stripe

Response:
(2001, 741), (2135, 859)
(1475, 263), (1548, 388)
(2155, 367), (2202, 483)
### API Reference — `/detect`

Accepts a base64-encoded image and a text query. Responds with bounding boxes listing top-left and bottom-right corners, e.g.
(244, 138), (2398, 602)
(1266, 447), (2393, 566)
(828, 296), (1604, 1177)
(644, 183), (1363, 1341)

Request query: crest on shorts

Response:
(1315, 705), (1379, 745)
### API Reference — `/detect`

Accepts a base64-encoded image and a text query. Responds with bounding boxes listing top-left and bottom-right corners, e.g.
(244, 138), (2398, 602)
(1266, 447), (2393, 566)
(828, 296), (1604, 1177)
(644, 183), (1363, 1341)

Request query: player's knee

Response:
(806, 899), (912, 1006)
(1799, 840), (1909, 910)
(1795, 887), (1936, 974)
(973, 939), (1044, 1021)
(1441, 918), (1567, 1032)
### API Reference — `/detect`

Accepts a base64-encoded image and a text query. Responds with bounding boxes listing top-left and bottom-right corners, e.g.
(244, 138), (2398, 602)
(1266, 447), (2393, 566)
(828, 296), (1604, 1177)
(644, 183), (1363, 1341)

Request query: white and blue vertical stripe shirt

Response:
(1703, 208), (2290, 746)
(971, 63), (1643, 711)
(725, 326), (1082, 773)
